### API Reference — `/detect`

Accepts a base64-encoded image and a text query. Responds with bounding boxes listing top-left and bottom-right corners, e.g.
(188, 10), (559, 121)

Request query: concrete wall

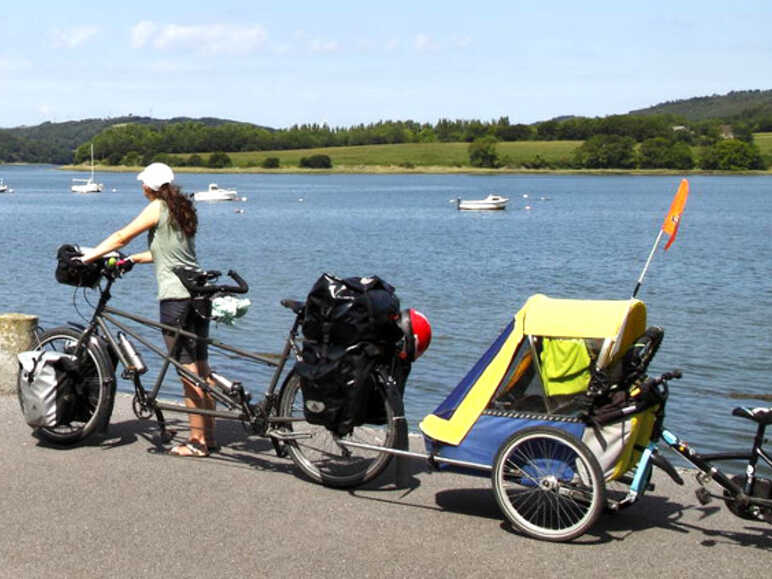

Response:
(0, 313), (38, 395)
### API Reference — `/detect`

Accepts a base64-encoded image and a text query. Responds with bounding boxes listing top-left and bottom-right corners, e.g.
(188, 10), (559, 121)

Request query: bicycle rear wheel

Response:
(278, 370), (397, 488)
(19, 327), (114, 445)
(492, 426), (606, 542)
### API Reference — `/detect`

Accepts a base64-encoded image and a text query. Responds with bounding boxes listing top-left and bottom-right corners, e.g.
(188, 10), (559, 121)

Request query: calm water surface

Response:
(1, 165), (771, 466)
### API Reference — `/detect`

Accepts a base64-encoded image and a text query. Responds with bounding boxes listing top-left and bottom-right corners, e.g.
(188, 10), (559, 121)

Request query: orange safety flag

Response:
(661, 179), (689, 250)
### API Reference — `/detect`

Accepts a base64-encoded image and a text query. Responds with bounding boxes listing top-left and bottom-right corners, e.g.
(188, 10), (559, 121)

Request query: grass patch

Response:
(228, 141), (582, 169)
(755, 132), (772, 165)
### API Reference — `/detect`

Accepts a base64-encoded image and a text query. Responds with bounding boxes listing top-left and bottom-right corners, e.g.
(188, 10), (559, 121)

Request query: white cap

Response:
(137, 162), (174, 191)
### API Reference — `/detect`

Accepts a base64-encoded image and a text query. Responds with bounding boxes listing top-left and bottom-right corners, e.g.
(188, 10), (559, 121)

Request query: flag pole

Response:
(631, 179), (689, 299)
(632, 229), (664, 298)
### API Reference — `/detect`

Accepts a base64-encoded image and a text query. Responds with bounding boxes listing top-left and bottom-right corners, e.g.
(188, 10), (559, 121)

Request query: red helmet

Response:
(398, 309), (431, 361)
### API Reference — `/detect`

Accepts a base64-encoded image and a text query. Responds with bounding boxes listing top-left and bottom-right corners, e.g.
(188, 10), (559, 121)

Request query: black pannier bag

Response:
(295, 344), (379, 436)
(55, 244), (101, 288)
(302, 273), (402, 347)
(297, 273), (403, 435)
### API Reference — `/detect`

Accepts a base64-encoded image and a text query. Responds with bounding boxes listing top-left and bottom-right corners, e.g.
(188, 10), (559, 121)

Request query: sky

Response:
(2, 1), (771, 129)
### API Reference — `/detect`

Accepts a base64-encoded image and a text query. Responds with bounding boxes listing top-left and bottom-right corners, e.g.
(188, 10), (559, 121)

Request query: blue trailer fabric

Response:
(425, 414), (585, 468)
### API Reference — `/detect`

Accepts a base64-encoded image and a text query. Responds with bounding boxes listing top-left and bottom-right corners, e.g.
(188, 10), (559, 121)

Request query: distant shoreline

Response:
(58, 164), (772, 176)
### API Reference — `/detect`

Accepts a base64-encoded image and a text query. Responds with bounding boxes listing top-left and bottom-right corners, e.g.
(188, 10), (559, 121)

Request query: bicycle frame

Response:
(73, 275), (302, 435)
(625, 421), (772, 518)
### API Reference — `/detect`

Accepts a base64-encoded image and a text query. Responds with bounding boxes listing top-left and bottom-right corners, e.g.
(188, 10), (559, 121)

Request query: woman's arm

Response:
(128, 251), (153, 264)
(81, 200), (161, 263)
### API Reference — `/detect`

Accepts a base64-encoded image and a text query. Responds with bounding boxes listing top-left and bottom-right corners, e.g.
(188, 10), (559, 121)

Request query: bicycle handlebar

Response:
(590, 370), (682, 425)
(173, 267), (249, 296)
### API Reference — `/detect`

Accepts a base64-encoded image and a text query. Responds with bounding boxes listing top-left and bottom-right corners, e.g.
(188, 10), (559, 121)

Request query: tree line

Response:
(468, 132), (765, 171)
(69, 113), (768, 171)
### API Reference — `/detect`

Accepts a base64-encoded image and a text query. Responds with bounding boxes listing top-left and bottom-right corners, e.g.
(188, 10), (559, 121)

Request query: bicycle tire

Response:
(278, 369), (397, 488)
(18, 326), (114, 445)
(492, 426), (606, 542)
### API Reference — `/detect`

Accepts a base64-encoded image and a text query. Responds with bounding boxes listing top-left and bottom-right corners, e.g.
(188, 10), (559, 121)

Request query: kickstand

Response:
(151, 407), (176, 446)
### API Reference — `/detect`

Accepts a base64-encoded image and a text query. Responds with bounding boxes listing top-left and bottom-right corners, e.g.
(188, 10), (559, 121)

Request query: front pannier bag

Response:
(55, 244), (101, 288)
(17, 350), (80, 427)
(296, 273), (402, 435)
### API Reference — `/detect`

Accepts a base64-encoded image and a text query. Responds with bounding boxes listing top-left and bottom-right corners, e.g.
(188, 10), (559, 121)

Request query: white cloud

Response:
(414, 33), (433, 52)
(309, 39), (340, 54)
(150, 23), (267, 55)
(454, 35), (472, 49)
(292, 29), (340, 54)
(52, 26), (98, 48)
(385, 37), (400, 52)
(131, 21), (156, 49)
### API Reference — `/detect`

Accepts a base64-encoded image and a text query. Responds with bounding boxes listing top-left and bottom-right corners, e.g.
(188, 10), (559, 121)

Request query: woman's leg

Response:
(180, 362), (210, 447)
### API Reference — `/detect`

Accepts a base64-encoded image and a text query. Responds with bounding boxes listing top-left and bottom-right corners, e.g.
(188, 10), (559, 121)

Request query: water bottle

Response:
(210, 371), (235, 393)
(117, 332), (147, 375)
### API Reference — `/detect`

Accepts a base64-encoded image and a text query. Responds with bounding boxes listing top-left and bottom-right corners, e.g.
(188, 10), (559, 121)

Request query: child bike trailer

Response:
(420, 294), (661, 541)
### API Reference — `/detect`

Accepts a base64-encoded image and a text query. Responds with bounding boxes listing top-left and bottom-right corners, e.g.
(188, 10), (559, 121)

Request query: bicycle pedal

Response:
(695, 487), (712, 505)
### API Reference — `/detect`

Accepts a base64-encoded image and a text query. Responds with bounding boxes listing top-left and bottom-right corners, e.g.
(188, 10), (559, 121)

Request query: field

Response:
(227, 141), (582, 169)
(755, 132), (772, 164)
(78, 134), (772, 174)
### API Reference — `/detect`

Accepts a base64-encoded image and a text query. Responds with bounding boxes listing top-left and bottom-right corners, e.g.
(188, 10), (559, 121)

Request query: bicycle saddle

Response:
(732, 406), (772, 425)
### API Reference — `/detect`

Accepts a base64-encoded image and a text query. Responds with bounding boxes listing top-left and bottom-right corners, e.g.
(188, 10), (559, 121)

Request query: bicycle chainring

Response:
(132, 395), (154, 420)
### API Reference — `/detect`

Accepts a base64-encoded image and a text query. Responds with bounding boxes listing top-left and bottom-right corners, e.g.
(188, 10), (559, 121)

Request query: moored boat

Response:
(456, 194), (508, 211)
(72, 144), (104, 193)
(194, 183), (239, 202)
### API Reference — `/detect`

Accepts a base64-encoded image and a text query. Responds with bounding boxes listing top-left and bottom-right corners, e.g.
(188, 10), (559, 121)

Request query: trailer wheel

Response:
(492, 426), (606, 542)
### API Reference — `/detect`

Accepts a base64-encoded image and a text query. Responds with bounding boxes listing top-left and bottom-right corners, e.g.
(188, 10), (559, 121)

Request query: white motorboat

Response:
(194, 183), (239, 202)
(456, 194), (508, 211)
(0, 178), (8, 193)
(72, 144), (104, 193)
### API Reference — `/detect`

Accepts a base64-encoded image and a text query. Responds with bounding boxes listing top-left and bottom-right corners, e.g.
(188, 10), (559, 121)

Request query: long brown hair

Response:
(153, 184), (198, 237)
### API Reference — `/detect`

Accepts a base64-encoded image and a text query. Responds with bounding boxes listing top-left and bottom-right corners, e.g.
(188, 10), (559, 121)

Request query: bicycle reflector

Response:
(398, 308), (432, 361)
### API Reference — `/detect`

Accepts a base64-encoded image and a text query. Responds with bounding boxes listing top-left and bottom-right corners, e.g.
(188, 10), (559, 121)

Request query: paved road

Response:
(1, 394), (769, 578)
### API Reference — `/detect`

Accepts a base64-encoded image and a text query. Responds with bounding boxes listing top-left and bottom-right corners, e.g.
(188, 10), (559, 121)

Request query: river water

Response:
(1, 165), (771, 463)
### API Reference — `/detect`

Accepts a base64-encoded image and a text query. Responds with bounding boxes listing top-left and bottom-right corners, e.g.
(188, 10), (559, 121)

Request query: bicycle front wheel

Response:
(19, 327), (114, 445)
(278, 371), (397, 488)
(492, 426), (606, 542)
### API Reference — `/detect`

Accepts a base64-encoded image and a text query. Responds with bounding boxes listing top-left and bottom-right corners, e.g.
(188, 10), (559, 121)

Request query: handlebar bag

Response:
(55, 244), (101, 288)
(17, 350), (79, 428)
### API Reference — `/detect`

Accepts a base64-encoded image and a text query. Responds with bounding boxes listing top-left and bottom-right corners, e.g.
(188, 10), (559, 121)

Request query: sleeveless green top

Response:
(148, 201), (199, 300)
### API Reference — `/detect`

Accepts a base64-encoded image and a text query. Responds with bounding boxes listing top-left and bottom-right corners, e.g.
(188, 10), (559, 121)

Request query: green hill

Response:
(0, 116), (268, 164)
(630, 89), (772, 122)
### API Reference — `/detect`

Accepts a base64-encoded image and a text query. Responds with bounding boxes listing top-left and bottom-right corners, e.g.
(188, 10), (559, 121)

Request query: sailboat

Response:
(71, 144), (104, 193)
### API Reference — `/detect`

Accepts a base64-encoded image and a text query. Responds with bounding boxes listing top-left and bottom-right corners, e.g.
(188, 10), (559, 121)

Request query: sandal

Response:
(169, 441), (210, 458)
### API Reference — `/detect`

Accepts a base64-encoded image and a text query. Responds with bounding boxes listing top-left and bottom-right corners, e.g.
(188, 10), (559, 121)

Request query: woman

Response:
(81, 162), (215, 457)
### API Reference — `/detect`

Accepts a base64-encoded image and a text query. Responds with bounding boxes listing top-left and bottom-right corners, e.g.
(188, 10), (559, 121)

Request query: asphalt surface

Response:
(1, 393), (769, 578)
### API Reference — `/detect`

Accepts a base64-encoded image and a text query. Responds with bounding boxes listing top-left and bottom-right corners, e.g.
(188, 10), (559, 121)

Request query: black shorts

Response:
(159, 299), (210, 364)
